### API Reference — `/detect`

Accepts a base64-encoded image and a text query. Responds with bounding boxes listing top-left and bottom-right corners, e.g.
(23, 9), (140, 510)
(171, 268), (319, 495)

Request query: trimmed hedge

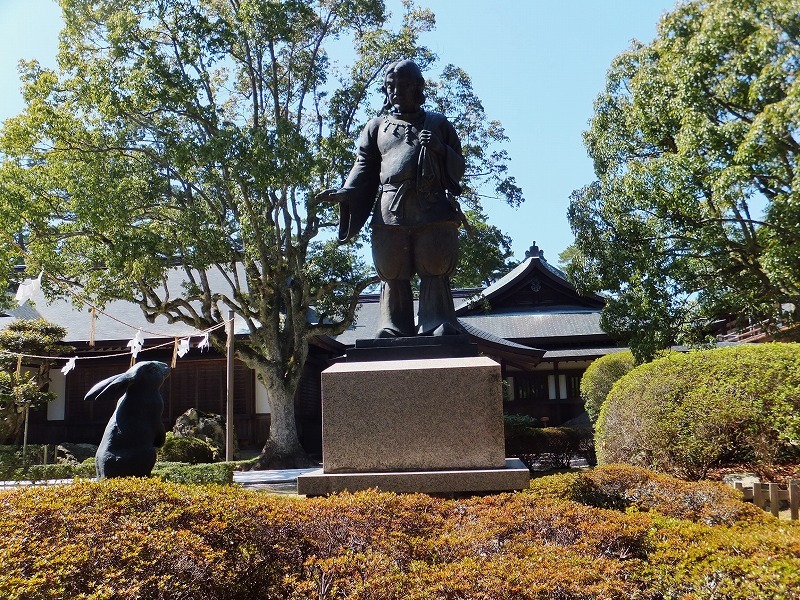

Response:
(505, 422), (595, 470)
(152, 461), (234, 485)
(0, 445), (48, 473)
(0, 472), (797, 598)
(0, 447), (96, 482)
(1, 457), (233, 485)
(20, 462), (88, 482)
(596, 343), (800, 479)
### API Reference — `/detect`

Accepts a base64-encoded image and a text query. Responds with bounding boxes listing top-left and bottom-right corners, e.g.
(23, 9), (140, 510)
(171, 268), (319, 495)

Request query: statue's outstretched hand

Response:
(317, 188), (350, 204)
(418, 130), (444, 155)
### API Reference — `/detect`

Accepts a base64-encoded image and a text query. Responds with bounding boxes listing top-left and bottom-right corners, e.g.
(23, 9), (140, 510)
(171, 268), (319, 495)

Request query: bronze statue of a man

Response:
(319, 59), (466, 338)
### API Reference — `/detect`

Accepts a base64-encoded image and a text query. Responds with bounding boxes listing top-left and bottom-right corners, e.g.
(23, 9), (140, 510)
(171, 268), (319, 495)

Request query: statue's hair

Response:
(382, 59), (426, 112)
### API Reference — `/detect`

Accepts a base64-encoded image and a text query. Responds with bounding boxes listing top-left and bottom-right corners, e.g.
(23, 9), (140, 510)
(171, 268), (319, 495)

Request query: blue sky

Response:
(0, 0), (677, 263)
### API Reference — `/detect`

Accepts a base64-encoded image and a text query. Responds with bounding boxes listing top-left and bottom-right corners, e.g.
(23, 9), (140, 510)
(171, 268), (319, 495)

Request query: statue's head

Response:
(382, 59), (425, 113)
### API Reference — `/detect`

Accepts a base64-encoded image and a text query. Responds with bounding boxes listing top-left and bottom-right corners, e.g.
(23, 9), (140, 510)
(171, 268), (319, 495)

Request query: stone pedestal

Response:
(298, 353), (529, 496)
(298, 458), (530, 495)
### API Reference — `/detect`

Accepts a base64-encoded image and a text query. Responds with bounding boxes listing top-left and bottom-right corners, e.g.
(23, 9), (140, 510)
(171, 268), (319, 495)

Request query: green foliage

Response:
(26, 457), (96, 482)
(453, 209), (517, 288)
(22, 463), (75, 482)
(596, 343), (800, 479)
(156, 432), (215, 464)
(504, 421), (595, 470)
(0, 372), (49, 445)
(566, 0), (800, 361)
(0, 1), (522, 463)
(0, 452), (95, 482)
(0, 444), (45, 479)
(0, 319), (70, 368)
(425, 64), (524, 211)
(151, 461), (234, 485)
(503, 412), (537, 432)
(76, 457), (97, 479)
(0, 476), (797, 598)
(580, 350), (636, 425)
(425, 64), (524, 289)
(0, 319), (69, 444)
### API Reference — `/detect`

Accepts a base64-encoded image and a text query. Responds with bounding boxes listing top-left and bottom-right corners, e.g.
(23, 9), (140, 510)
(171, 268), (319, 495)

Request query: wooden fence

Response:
(730, 479), (800, 520)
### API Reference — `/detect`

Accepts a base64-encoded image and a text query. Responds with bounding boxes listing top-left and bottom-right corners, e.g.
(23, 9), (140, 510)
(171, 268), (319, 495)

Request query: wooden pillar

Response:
(225, 311), (235, 462)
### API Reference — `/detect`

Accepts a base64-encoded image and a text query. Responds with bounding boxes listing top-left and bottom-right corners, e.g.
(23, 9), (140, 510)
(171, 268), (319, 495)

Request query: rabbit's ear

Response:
(84, 371), (135, 403)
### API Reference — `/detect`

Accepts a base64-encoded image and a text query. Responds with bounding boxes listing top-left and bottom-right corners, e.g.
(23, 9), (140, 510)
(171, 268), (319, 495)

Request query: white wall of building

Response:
(47, 369), (66, 421)
(255, 378), (271, 414)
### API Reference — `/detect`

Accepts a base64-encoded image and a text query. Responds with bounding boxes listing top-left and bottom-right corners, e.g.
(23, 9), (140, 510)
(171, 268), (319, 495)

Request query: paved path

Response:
(234, 468), (319, 493)
(234, 468), (319, 485)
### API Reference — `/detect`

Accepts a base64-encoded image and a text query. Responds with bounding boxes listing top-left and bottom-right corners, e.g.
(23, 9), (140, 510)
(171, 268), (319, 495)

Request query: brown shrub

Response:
(528, 464), (764, 525)
(0, 476), (796, 599)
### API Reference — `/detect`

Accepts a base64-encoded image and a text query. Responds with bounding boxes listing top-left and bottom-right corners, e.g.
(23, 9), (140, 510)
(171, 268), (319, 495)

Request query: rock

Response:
(172, 408), (238, 461)
(56, 443), (99, 465)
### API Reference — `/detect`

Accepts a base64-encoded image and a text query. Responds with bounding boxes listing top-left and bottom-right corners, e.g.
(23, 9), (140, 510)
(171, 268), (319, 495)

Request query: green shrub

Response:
(503, 413), (537, 435)
(580, 350), (636, 425)
(596, 343), (800, 479)
(503, 413), (537, 455)
(156, 432), (214, 464)
(76, 457), (97, 479)
(0, 477), (795, 598)
(152, 461), (234, 485)
(8, 458), (96, 482)
(22, 463), (75, 482)
(0, 447), (21, 480)
(0, 444), (49, 469)
(0, 445), (76, 481)
(506, 425), (595, 470)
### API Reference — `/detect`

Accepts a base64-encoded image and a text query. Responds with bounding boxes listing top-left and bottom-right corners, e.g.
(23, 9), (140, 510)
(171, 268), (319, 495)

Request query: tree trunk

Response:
(0, 403), (26, 445)
(252, 366), (317, 470)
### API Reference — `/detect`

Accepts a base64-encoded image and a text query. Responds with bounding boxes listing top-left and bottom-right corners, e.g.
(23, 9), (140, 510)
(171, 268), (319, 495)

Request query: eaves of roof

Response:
(454, 256), (605, 315)
(459, 311), (607, 341)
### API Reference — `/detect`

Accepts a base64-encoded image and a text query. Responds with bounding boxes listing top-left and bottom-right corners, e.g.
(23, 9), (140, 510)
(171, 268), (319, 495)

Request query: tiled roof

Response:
(335, 299), (382, 346)
(542, 347), (628, 359)
(454, 259), (534, 313)
(333, 297), (550, 357)
(5, 258), (606, 360)
(454, 253), (605, 314)
(0, 299), (43, 332)
(15, 266), (253, 343)
(3, 302), (42, 320)
(459, 310), (605, 341)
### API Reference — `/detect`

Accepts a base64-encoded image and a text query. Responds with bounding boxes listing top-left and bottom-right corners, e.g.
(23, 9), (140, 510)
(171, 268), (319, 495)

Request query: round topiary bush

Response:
(595, 343), (800, 479)
(156, 432), (214, 464)
(580, 350), (636, 425)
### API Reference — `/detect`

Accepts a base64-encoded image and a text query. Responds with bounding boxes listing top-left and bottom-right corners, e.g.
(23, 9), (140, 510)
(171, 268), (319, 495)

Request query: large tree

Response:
(567, 0), (800, 361)
(0, 0), (522, 465)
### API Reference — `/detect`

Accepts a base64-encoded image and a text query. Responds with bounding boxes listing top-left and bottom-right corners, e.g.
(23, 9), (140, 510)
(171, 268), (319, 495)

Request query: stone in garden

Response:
(172, 408), (238, 461)
(55, 442), (98, 465)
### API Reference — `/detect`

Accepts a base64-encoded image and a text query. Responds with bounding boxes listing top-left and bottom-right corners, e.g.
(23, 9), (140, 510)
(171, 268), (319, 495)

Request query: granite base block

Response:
(321, 356), (506, 473)
(297, 458), (530, 496)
